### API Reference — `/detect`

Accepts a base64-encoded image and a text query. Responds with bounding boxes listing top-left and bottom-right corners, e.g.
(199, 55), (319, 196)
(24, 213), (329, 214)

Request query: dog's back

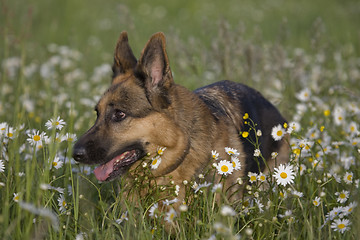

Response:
(194, 80), (288, 174)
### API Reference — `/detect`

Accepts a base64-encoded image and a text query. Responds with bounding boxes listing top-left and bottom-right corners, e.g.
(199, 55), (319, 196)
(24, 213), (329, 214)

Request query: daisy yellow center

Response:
(158, 150), (163, 155)
(7, 133), (13, 137)
(221, 165), (229, 172)
(338, 116), (343, 121)
(324, 110), (330, 116)
(250, 176), (257, 181)
(229, 151), (234, 155)
(350, 126), (355, 132)
(53, 162), (58, 166)
(68, 138), (73, 142)
(55, 121), (60, 125)
(293, 148), (301, 155)
(260, 176), (265, 181)
(33, 135), (41, 141)
(277, 130), (283, 136)
(152, 159), (158, 165)
(280, 172), (287, 179)
(170, 213), (175, 219)
(338, 223), (345, 229)
(348, 208), (353, 212)
(313, 200), (318, 205)
(232, 162), (236, 168)
(347, 175), (352, 181)
(62, 201), (66, 207)
(14, 196), (19, 200)
(339, 193), (346, 199)
(1, 128), (5, 131)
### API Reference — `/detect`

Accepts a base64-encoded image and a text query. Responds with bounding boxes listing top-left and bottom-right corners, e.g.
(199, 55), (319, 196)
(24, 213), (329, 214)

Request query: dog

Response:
(72, 31), (289, 206)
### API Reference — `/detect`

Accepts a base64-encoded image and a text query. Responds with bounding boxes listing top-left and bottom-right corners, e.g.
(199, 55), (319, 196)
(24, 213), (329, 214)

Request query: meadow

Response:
(1, 0), (360, 239)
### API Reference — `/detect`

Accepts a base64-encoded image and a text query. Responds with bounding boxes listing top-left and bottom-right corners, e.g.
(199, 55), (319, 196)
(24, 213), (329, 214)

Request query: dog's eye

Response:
(112, 110), (126, 122)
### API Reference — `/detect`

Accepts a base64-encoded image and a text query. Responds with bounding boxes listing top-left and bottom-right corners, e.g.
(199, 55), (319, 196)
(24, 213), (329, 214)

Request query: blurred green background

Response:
(2, 0), (359, 67)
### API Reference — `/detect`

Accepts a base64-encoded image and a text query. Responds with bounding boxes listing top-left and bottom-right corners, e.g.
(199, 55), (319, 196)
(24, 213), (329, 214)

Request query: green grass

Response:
(1, 0), (360, 239)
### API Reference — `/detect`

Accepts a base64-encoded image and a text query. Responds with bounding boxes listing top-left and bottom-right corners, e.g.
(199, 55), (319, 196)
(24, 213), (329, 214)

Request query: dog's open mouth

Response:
(94, 150), (141, 181)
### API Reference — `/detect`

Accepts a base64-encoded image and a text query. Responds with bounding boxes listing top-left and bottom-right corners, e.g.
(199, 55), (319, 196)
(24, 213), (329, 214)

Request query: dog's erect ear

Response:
(136, 32), (173, 109)
(112, 32), (137, 79)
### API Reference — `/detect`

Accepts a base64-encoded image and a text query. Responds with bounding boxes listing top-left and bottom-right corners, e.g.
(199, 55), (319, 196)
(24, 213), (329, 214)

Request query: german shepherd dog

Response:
(73, 32), (289, 207)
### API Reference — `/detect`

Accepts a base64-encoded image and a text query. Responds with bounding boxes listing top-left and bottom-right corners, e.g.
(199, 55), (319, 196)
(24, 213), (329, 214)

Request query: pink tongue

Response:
(93, 151), (132, 181)
(94, 159), (116, 181)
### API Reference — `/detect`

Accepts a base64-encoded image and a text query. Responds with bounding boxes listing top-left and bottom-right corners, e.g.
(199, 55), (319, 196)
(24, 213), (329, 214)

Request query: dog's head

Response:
(72, 32), (182, 181)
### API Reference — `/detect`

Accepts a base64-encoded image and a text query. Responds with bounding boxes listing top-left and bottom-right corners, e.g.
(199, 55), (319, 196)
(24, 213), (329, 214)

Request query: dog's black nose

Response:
(72, 146), (86, 162)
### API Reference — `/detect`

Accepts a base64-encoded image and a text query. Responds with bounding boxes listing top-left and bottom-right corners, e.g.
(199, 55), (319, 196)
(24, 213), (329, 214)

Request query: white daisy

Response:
(343, 172), (353, 184)
(164, 208), (177, 224)
(51, 156), (63, 169)
(257, 172), (266, 182)
(271, 124), (286, 141)
(211, 150), (219, 160)
(220, 205), (236, 217)
(313, 196), (321, 206)
(273, 164), (295, 187)
(299, 164), (306, 175)
(347, 121), (359, 136)
(0, 122), (8, 136)
(344, 202), (357, 215)
(296, 88), (311, 102)
(248, 172), (258, 183)
(0, 159), (5, 173)
(45, 116), (66, 130)
(13, 192), (20, 202)
(150, 155), (161, 169)
(287, 121), (301, 134)
(224, 147), (240, 156)
(331, 218), (350, 234)
(179, 203), (188, 212)
(4, 126), (15, 139)
(333, 105), (346, 126)
(231, 156), (241, 170)
(271, 152), (278, 159)
(115, 211), (128, 224)
(194, 182), (211, 193)
(149, 203), (159, 218)
(335, 190), (349, 204)
(157, 146), (166, 156)
(62, 133), (77, 142)
(163, 198), (178, 206)
(216, 160), (234, 176)
(292, 190), (304, 198)
(57, 194), (67, 213)
(255, 199), (264, 213)
(211, 183), (223, 193)
(350, 137), (360, 147)
(27, 130), (47, 146)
